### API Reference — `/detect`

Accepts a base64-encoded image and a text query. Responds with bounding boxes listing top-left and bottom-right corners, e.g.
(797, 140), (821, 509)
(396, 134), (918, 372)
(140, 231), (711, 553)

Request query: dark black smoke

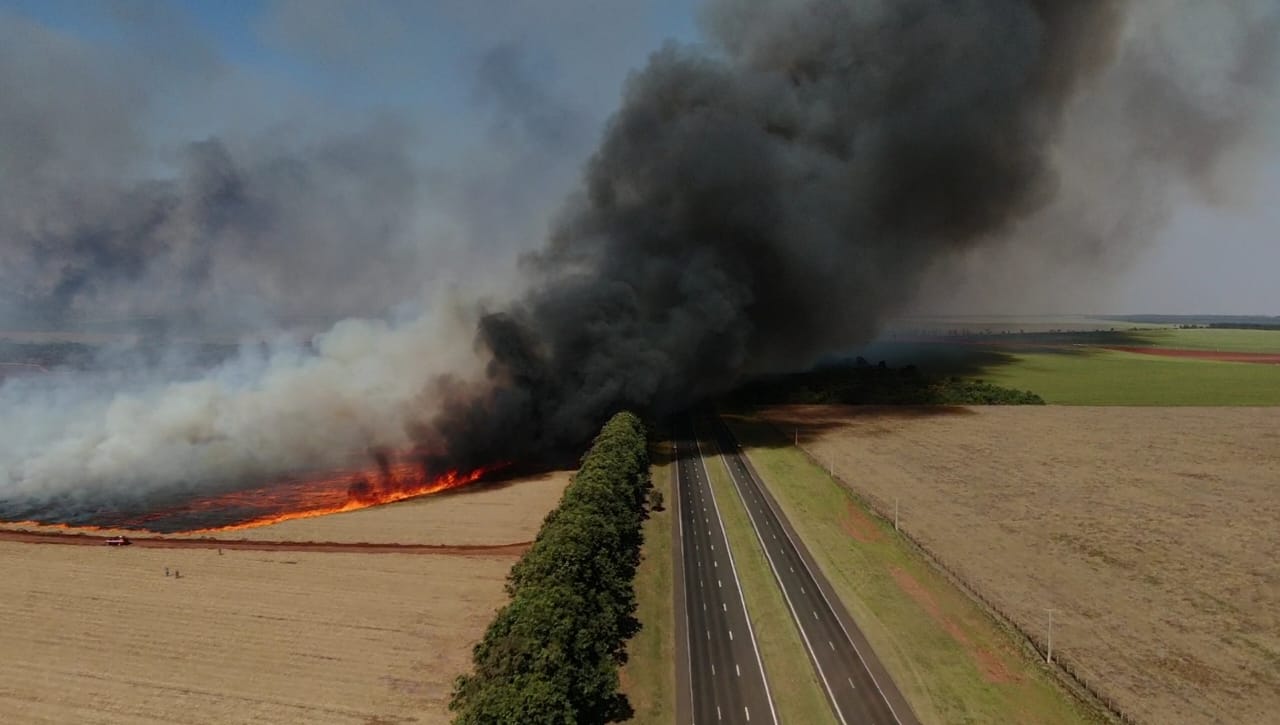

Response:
(420, 0), (1275, 468)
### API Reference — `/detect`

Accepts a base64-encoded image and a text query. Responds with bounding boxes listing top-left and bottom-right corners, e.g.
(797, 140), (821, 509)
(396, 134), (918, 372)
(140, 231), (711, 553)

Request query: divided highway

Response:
(706, 416), (919, 725)
(674, 419), (777, 725)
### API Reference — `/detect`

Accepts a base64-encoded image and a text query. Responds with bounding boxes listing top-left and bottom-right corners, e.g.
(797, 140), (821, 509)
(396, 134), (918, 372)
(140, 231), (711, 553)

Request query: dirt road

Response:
(0, 527), (530, 556)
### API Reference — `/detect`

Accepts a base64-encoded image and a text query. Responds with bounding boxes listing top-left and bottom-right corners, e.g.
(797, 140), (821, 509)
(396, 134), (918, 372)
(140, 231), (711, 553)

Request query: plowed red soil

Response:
(1103, 346), (1280, 363)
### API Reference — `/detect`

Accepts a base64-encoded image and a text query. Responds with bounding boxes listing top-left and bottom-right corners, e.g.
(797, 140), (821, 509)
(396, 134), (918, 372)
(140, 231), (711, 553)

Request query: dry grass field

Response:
(0, 471), (572, 724)
(753, 405), (1279, 725)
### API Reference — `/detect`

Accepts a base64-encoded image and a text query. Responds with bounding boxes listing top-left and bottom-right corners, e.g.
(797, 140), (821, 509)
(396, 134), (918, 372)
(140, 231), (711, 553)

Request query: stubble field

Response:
(754, 405), (1279, 725)
(0, 472), (570, 724)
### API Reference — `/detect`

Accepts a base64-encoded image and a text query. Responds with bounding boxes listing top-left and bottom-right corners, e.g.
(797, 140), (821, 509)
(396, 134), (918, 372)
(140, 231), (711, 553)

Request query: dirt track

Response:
(0, 527), (530, 556)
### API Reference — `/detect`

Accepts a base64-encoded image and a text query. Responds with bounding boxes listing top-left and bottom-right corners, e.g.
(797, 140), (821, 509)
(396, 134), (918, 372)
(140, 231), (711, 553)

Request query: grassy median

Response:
(723, 414), (1106, 725)
(694, 421), (838, 725)
(620, 445), (676, 724)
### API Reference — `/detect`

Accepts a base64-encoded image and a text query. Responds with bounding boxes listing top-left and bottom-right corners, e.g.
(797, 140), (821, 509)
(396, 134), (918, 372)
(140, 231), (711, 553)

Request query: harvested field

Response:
(754, 405), (1280, 725)
(0, 543), (509, 724)
(0, 470), (571, 723)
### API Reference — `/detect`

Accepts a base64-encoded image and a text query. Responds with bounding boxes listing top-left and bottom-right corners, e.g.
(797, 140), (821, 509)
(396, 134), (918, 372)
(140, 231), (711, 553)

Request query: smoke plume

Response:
(420, 0), (1279, 468)
(1, 0), (1277, 521)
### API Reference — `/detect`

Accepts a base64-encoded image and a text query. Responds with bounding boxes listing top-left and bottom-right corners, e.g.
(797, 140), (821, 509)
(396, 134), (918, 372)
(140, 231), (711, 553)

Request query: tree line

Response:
(731, 360), (1044, 406)
(450, 411), (652, 724)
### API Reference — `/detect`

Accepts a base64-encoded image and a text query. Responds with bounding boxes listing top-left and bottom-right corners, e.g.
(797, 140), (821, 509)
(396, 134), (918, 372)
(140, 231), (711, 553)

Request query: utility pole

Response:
(1046, 608), (1057, 664)
(794, 428), (799, 446)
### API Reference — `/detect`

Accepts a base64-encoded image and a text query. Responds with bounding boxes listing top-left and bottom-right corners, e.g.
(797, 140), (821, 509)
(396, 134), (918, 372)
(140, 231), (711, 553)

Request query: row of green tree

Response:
(450, 411), (652, 724)
(730, 361), (1044, 405)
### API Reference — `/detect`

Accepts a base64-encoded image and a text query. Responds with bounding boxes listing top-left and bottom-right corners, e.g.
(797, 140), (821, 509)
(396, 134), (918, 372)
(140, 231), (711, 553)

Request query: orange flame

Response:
(183, 461), (504, 534)
(4, 458), (505, 535)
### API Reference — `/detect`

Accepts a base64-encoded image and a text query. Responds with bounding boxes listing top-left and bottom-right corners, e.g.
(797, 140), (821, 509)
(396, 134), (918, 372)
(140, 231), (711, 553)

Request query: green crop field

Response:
(972, 349), (1280, 405)
(1127, 327), (1280, 353)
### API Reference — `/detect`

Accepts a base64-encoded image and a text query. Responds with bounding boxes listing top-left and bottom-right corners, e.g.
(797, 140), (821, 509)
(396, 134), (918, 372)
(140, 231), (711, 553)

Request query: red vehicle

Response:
(105, 536), (131, 546)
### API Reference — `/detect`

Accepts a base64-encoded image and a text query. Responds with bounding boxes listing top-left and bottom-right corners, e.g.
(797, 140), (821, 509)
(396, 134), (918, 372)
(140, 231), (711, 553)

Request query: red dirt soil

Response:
(840, 501), (882, 543)
(1103, 346), (1280, 364)
(889, 565), (1017, 684)
(0, 527), (530, 556)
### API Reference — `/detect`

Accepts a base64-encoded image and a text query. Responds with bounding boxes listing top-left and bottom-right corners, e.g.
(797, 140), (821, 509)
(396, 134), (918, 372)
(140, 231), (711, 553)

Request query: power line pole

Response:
(1046, 608), (1057, 664)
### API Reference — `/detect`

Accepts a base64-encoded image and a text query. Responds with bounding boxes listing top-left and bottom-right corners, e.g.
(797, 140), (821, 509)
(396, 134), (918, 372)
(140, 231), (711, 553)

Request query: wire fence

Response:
(766, 421), (1143, 725)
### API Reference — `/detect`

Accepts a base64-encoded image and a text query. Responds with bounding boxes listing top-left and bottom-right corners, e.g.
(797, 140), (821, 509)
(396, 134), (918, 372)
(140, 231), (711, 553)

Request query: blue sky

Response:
(4, 0), (699, 116)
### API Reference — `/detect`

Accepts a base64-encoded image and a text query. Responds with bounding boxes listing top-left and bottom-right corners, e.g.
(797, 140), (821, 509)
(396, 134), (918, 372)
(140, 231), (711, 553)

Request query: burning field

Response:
(0, 457), (504, 534)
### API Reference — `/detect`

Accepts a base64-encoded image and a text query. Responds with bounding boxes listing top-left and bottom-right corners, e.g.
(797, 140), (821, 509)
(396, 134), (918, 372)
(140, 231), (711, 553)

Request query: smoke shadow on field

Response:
(719, 405), (978, 449)
(856, 328), (1156, 376)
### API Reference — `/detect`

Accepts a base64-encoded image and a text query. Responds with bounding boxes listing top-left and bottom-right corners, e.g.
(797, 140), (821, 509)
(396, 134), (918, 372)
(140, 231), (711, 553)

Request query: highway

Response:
(674, 418), (777, 725)
(706, 416), (919, 725)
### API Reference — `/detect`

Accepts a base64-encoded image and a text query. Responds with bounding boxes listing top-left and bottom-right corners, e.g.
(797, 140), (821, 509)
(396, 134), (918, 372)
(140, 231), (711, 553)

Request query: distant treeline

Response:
(450, 412), (652, 724)
(731, 359), (1045, 406)
(1100, 314), (1280, 327)
(1205, 323), (1280, 331)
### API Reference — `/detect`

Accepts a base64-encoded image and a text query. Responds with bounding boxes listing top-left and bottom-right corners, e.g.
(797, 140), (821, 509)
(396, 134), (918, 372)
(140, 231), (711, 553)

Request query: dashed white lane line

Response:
(722, 603), (727, 612)
(848, 677), (856, 690)
(718, 579), (723, 588)
(813, 610), (819, 620)
(828, 640), (836, 651)
(712, 664), (716, 676)
(745, 706), (751, 721)
(736, 664), (741, 677)
(729, 630), (734, 641)
(717, 705), (722, 721)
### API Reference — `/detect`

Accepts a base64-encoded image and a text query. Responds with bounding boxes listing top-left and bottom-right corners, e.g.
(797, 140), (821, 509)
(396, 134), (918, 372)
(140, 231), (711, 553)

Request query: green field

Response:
(722, 414), (1105, 725)
(1127, 327), (1280, 353)
(973, 349), (1280, 405)
(621, 450), (676, 724)
(695, 423), (837, 725)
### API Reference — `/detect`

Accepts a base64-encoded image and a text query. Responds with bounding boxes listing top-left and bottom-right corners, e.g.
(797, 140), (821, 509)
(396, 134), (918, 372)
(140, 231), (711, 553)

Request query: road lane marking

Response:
(745, 706), (751, 721)
(694, 429), (779, 725)
(714, 421), (904, 725)
(848, 677), (856, 690)
(829, 640), (836, 651)
(729, 630), (734, 641)
(736, 664), (741, 677)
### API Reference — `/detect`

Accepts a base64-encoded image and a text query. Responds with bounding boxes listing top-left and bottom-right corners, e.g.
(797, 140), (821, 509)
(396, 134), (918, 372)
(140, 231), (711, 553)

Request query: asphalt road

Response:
(674, 418), (778, 725)
(707, 416), (919, 725)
